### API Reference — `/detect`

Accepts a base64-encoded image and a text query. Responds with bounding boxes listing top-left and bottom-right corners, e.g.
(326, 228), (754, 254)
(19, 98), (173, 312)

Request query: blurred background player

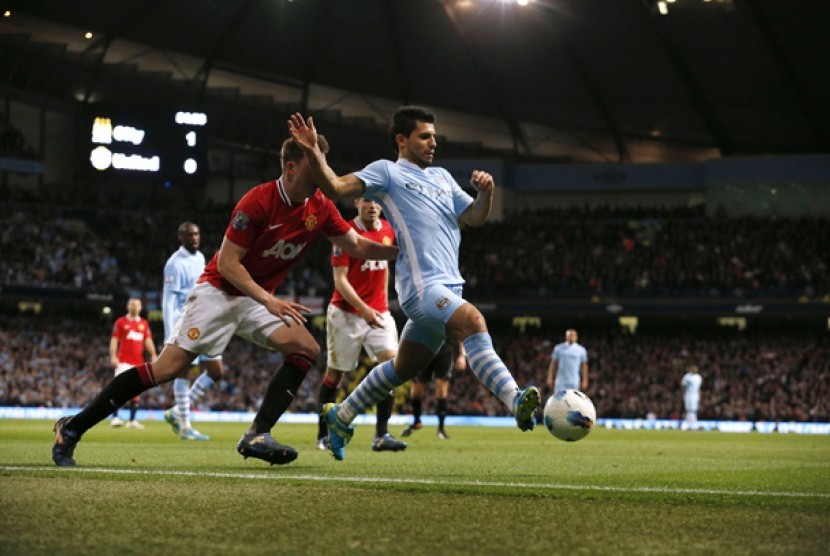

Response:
(401, 341), (466, 439)
(317, 197), (407, 453)
(162, 221), (225, 441)
(681, 364), (703, 430)
(547, 328), (589, 393)
(109, 297), (157, 428)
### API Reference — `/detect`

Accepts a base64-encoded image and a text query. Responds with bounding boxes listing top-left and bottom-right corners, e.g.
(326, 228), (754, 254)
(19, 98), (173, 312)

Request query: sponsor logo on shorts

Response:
(304, 214), (317, 231)
(187, 327), (201, 340)
(436, 297), (451, 310)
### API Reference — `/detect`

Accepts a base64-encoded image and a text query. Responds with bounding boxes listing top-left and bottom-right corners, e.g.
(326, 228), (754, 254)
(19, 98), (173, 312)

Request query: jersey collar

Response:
(276, 177), (308, 207)
(353, 217), (382, 232)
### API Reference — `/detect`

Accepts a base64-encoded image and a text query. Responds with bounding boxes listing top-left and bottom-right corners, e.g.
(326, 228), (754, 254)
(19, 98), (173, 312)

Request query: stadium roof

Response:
(3, 0), (830, 163)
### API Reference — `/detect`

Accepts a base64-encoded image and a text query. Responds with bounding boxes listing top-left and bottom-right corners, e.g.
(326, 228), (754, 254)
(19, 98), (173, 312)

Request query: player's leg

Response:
(402, 381), (425, 437)
(365, 322), (406, 452)
(52, 344), (197, 466)
(435, 378), (450, 439)
(177, 357), (222, 440)
(447, 302), (540, 431)
(236, 305), (319, 465)
(317, 367), (344, 449)
(126, 397), (144, 428)
(109, 363), (133, 427)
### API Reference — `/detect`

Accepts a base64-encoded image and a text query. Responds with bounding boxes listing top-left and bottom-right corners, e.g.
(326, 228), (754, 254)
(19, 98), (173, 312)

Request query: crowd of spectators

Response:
(2, 201), (828, 300)
(1, 313), (827, 424)
(459, 205), (830, 299)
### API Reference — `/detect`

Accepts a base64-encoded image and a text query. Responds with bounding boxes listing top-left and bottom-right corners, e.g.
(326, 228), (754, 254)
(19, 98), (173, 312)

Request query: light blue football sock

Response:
(338, 360), (404, 424)
(464, 332), (520, 409)
(188, 372), (215, 407)
(173, 378), (191, 430)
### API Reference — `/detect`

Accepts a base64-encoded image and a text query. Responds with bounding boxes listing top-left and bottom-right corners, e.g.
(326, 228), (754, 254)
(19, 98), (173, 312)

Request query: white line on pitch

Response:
(3, 465), (828, 499)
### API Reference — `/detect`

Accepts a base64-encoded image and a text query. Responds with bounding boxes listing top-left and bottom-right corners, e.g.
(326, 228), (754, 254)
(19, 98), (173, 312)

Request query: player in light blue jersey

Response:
(162, 222), (224, 441)
(681, 364), (702, 430)
(288, 106), (541, 461)
(546, 329), (589, 393)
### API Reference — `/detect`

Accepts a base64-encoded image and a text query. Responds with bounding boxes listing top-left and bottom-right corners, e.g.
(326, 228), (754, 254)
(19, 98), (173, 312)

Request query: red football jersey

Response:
(200, 178), (351, 296)
(112, 316), (152, 366)
(330, 217), (395, 314)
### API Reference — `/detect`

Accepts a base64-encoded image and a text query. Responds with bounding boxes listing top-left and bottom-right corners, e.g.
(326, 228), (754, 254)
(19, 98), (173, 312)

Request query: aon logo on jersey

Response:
(360, 260), (387, 272)
(262, 239), (307, 260)
(125, 330), (145, 341)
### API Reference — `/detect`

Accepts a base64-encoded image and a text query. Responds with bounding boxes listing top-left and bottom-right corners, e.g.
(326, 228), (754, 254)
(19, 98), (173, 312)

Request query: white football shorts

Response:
(326, 303), (398, 371)
(166, 282), (287, 357)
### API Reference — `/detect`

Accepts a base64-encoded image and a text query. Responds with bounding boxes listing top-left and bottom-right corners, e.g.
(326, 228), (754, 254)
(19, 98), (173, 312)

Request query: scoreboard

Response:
(85, 105), (209, 185)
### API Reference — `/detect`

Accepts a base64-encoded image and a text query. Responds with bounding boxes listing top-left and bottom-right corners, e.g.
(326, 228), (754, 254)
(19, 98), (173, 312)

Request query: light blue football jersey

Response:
(552, 341), (588, 391)
(355, 159), (474, 305)
(162, 246), (206, 341)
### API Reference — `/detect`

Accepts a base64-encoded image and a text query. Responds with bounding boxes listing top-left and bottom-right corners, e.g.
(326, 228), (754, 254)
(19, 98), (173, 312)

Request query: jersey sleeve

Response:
(331, 242), (350, 268)
(354, 159), (391, 200)
(111, 319), (122, 338)
(225, 187), (266, 248)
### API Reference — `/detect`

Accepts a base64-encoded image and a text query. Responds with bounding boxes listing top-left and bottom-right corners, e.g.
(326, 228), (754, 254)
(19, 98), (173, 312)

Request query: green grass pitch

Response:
(1, 419), (829, 555)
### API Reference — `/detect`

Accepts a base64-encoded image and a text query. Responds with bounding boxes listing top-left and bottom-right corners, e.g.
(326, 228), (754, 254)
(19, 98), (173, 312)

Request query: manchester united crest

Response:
(304, 214), (318, 231)
(382, 236), (392, 245)
(187, 327), (201, 340)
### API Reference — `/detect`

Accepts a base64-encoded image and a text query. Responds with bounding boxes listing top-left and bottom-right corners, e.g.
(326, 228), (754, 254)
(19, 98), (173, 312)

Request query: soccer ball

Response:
(543, 389), (596, 442)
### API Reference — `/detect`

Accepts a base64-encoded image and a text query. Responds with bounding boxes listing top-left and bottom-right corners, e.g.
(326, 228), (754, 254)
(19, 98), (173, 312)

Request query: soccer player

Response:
(317, 197), (407, 453)
(681, 364), (703, 430)
(108, 297), (157, 429)
(546, 329), (589, 393)
(52, 134), (399, 467)
(161, 221), (225, 441)
(288, 107), (541, 461)
(401, 340), (466, 440)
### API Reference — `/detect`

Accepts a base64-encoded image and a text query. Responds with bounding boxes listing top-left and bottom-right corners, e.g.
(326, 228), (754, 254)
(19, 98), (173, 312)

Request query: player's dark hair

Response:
(177, 221), (198, 238)
(389, 106), (436, 154)
(280, 134), (329, 168)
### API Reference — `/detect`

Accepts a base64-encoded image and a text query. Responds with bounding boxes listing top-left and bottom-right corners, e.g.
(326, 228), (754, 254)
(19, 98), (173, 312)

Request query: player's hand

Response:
(470, 170), (494, 194)
(110, 357), (119, 367)
(287, 113), (318, 151)
(361, 308), (385, 329)
(264, 296), (310, 327)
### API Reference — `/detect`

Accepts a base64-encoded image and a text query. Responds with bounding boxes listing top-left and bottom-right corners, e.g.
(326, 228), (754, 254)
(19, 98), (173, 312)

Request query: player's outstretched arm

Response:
(330, 228), (399, 261)
(288, 113), (365, 199)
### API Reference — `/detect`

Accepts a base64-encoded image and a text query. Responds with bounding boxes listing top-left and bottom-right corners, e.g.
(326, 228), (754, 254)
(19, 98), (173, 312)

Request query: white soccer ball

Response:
(543, 389), (596, 442)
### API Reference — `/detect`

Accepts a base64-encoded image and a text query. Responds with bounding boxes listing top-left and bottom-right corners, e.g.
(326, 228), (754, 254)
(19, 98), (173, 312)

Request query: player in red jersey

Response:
(316, 197), (407, 453)
(52, 134), (399, 467)
(108, 297), (157, 429)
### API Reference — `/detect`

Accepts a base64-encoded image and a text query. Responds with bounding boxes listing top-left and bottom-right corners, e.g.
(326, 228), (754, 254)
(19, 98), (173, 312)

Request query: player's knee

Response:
(285, 350), (318, 374)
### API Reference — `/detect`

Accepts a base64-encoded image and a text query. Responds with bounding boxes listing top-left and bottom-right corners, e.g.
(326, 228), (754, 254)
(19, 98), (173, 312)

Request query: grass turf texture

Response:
(1, 420), (828, 555)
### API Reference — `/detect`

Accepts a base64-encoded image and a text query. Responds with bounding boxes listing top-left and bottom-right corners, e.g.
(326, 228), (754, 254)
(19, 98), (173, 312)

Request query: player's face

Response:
(180, 225), (200, 251)
(356, 198), (381, 225)
(566, 330), (578, 343)
(127, 299), (141, 316)
(398, 121), (437, 168)
(285, 157), (317, 200)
